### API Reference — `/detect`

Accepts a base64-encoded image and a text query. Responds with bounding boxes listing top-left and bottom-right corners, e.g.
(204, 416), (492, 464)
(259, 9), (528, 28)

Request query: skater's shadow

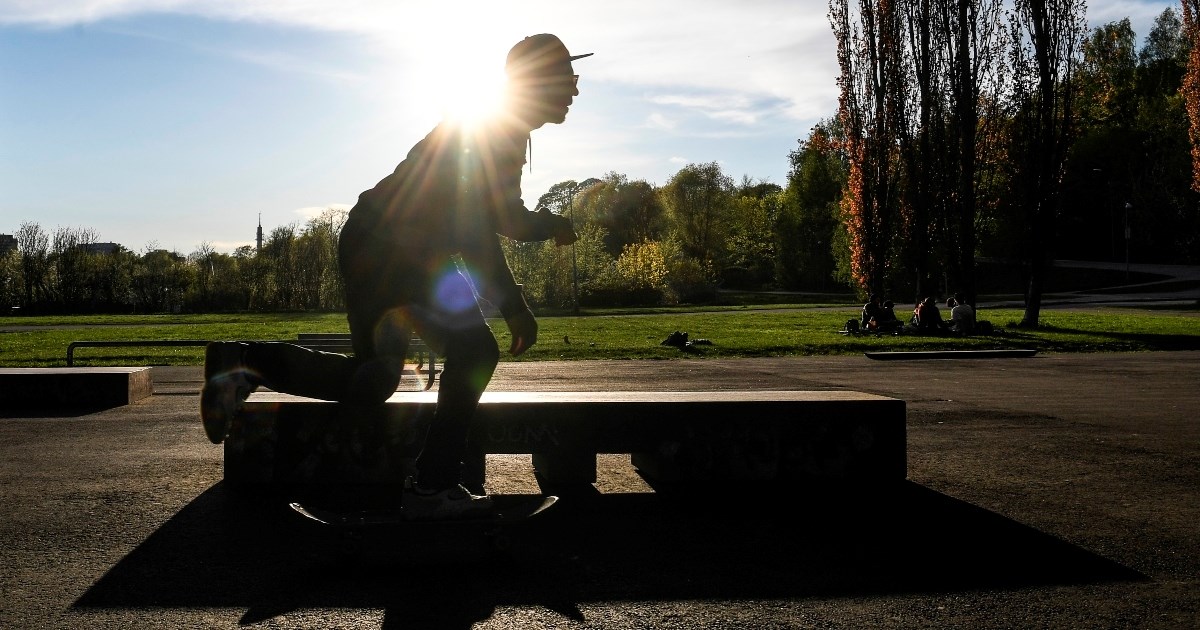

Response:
(73, 480), (1145, 628)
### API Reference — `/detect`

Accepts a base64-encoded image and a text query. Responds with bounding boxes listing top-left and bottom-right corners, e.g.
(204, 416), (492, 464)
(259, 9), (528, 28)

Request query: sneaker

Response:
(200, 341), (255, 444)
(402, 483), (494, 521)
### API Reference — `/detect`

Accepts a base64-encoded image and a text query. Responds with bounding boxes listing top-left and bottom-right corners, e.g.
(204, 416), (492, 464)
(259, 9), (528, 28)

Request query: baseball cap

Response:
(506, 34), (593, 78)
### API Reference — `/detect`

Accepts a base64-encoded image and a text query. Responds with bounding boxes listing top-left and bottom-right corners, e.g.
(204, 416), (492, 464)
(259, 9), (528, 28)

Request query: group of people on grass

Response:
(859, 293), (977, 336)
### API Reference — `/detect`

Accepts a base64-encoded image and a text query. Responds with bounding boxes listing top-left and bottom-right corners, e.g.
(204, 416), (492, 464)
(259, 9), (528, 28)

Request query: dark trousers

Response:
(243, 220), (500, 491)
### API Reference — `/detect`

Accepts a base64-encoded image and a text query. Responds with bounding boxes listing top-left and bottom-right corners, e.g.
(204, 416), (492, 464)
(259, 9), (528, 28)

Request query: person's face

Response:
(509, 70), (579, 128)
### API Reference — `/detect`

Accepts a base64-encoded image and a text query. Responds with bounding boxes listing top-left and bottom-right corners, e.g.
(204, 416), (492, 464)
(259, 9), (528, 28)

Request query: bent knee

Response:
(346, 358), (403, 404)
(445, 327), (499, 367)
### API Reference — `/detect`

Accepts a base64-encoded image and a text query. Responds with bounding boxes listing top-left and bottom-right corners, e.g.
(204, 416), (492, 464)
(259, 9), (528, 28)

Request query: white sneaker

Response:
(200, 342), (255, 444)
(402, 484), (494, 521)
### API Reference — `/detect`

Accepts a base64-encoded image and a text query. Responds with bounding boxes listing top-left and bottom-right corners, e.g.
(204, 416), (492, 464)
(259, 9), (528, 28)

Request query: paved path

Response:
(2, 351), (1198, 629)
(980, 260), (1200, 309)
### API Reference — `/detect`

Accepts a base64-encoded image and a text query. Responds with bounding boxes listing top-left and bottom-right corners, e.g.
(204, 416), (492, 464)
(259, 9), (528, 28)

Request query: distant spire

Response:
(256, 213), (263, 252)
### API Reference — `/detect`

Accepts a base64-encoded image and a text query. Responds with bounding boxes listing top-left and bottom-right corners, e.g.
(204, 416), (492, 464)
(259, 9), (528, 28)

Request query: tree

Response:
(1078, 19), (1139, 126)
(885, 0), (1007, 306)
(830, 0), (906, 297)
(1057, 12), (1197, 265)
(502, 222), (611, 309)
(895, 0), (947, 300)
(724, 192), (781, 289)
(1181, 0), (1200, 194)
(15, 222), (50, 311)
(132, 247), (191, 313)
(614, 240), (669, 303)
(261, 224), (298, 309)
(187, 243), (245, 311)
(567, 223), (617, 305)
(85, 245), (136, 312)
(234, 245), (269, 310)
(188, 241), (219, 310)
(49, 225), (100, 310)
(573, 173), (665, 256)
(1005, 0), (1087, 327)
(658, 234), (716, 303)
(0, 245), (20, 311)
(781, 120), (848, 290)
(1058, 20), (1139, 264)
(722, 177), (783, 289)
(295, 208), (347, 310)
(1139, 7), (1187, 95)
(537, 179), (592, 311)
(658, 162), (736, 267)
(943, 0), (1007, 307)
(1134, 8), (1199, 263)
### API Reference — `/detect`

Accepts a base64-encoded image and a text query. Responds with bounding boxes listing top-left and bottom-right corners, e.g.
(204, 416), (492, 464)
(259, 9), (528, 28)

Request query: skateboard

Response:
(289, 495), (558, 555)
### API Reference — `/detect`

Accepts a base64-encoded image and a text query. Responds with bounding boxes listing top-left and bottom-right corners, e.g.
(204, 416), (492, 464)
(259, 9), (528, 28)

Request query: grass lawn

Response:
(1, 304), (1197, 367)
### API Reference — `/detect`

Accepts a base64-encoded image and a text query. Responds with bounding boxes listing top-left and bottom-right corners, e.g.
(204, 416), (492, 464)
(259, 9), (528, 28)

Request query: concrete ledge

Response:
(225, 390), (906, 491)
(0, 367), (153, 408)
(866, 349), (1038, 360)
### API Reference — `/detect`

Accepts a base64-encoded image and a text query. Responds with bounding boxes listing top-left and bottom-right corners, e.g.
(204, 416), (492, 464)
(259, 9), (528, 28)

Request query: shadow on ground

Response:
(74, 481), (1145, 628)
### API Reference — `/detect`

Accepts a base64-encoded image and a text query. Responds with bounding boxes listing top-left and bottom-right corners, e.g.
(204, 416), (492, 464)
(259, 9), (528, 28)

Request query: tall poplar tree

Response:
(1005, 0), (1087, 327)
(1183, 0), (1200, 193)
(830, 0), (906, 297)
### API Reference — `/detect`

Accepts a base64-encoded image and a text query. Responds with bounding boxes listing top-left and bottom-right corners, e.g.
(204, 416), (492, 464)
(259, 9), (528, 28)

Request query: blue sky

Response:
(0, 0), (1177, 255)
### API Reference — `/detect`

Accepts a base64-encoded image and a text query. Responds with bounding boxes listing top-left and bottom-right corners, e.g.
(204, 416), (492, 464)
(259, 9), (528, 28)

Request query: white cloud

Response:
(709, 109), (760, 126)
(643, 112), (677, 131)
(1, 0), (839, 125)
(650, 94), (751, 110)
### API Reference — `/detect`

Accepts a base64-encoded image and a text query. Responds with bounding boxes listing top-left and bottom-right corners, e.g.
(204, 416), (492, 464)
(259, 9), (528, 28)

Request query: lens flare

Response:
(434, 266), (477, 313)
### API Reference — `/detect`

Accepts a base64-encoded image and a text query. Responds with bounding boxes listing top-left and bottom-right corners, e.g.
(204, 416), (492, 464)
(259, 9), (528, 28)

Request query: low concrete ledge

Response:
(0, 367), (153, 408)
(225, 390), (906, 491)
(865, 349), (1038, 360)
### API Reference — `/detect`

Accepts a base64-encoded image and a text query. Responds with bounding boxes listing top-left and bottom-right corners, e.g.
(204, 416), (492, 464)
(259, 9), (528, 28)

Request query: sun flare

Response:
(420, 52), (508, 129)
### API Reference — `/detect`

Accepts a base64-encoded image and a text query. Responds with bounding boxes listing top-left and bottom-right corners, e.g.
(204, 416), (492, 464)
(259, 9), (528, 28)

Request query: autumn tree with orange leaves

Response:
(830, 0), (906, 299)
(831, 0), (1006, 305)
(1183, 0), (1200, 193)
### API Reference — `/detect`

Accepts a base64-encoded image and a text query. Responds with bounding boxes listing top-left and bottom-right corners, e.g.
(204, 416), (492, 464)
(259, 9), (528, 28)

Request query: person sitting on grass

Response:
(861, 294), (884, 331)
(913, 296), (947, 334)
(876, 299), (903, 333)
(949, 295), (976, 335)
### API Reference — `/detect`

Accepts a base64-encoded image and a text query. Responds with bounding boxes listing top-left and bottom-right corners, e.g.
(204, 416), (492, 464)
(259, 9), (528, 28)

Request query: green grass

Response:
(1, 305), (1197, 367)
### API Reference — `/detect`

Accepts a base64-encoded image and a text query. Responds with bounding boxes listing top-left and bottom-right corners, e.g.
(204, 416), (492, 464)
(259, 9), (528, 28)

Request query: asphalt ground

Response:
(2, 351), (1199, 629)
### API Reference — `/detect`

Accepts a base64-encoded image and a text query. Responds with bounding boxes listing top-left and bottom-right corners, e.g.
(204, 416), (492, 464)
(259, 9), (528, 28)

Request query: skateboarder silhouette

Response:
(201, 34), (588, 519)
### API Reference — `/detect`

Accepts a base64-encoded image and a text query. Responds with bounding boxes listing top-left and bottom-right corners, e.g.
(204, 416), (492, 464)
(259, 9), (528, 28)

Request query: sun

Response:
(370, 30), (518, 134)
(421, 52), (508, 129)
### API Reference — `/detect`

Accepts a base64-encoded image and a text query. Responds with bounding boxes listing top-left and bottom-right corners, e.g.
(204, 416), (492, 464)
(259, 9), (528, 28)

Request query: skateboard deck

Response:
(290, 495), (557, 527)
(289, 495), (558, 554)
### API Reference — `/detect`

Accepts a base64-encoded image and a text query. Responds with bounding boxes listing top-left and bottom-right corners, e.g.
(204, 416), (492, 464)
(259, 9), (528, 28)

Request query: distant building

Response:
(0, 234), (15, 256)
(83, 242), (119, 255)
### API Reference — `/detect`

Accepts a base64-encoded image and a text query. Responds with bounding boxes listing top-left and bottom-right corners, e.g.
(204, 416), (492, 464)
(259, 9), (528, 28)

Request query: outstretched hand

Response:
(506, 308), (538, 356)
(542, 207), (578, 244)
(554, 224), (578, 246)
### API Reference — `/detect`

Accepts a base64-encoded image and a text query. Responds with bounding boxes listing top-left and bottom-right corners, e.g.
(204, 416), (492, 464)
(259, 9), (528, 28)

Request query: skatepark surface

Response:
(2, 351), (1198, 629)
